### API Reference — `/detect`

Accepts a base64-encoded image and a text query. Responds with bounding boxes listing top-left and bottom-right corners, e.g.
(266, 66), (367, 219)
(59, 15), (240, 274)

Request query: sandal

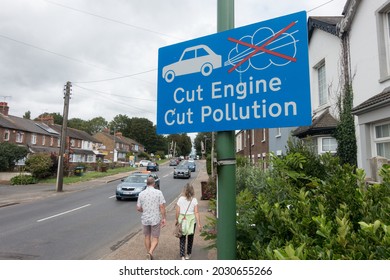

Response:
(146, 253), (153, 260)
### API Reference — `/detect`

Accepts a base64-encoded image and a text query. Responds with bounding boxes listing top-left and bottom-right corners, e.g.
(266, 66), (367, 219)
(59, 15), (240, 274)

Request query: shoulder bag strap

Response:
(183, 198), (193, 219)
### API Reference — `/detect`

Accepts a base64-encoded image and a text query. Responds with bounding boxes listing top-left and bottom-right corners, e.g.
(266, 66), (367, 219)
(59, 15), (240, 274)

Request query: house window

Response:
(4, 129), (10, 141)
(317, 63), (327, 106)
(321, 137), (337, 153)
(50, 136), (54, 146)
(42, 136), (46, 145)
(262, 128), (266, 142)
(251, 129), (255, 146)
(31, 134), (37, 145)
(236, 133), (242, 152)
(57, 138), (60, 147)
(16, 132), (24, 143)
(377, 3), (390, 80)
(375, 123), (390, 159)
(70, 139), (75, 147)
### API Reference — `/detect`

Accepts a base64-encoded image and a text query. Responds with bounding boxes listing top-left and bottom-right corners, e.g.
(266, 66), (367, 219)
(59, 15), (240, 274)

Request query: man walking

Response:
(137, 176), (166, 260)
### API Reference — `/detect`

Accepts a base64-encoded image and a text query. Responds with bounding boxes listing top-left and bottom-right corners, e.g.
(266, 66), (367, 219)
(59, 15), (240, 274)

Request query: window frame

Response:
(31, 133), (37, 145)
(4, 129), (10, 141)
(320, 137), (338, 154)
(16, 131), (24, 143)
(317, 62), (327, 106)
(374, 122), (390, 159)
(376, 2), (390, 81)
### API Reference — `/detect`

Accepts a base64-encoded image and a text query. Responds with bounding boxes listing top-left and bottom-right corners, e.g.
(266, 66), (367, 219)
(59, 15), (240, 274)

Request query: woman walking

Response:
(176, 183), (202, 260)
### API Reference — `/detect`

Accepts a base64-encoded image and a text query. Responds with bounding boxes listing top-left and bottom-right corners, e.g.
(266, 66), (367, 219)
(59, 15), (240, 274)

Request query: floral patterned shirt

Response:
(137, 186), (166, 226)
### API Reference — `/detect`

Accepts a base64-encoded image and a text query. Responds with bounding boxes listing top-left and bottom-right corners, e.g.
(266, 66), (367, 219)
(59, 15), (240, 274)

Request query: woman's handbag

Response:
(174, 198), (193, 238)
(174, 221), (183, 238)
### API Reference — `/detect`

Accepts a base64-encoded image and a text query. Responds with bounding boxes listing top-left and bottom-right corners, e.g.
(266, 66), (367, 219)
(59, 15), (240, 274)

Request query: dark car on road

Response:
(169, 158), (178, 166)
(146, 162), (159, 172)
(116, 171), (160, 200)
(187, 161), (196, 172)
(173, 162), (191, 179)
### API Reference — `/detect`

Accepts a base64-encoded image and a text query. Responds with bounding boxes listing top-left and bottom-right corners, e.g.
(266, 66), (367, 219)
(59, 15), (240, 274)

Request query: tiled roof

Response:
(0, 114), (57, 135)
(292, 109), (338, 138)
(49, 124), (101, 143)
(29, 146), (60, 154)
(352, 87), (390, 115)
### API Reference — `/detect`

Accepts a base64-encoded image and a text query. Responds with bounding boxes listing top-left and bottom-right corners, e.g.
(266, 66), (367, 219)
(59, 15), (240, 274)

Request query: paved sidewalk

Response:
(0, 161), (217, 260)
(102, 161), (217, 260)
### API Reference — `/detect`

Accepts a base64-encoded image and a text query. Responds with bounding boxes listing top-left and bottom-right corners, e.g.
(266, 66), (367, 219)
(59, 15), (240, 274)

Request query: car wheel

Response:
(116, 196), (122, 201)
(164, 70), (175, 83)
(201, 63), (213, 76)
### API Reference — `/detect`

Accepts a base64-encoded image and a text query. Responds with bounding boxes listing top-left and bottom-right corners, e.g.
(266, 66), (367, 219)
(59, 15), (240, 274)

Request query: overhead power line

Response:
(0, 33), (156, 82)
(73, 84), (157, 116)
(43, 0), (183, 40)
(0, 33), (125, 75)
(308, 0), (336, 13)
(73, 69), (157, 84)
(73, 84), (156, 102)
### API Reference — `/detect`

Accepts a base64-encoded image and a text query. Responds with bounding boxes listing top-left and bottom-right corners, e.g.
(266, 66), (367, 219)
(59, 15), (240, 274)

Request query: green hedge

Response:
(235, 154), (389, 260)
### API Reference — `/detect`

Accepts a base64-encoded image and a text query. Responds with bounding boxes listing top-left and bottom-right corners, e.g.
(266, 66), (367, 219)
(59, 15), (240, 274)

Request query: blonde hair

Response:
(183, 183), (194, 200)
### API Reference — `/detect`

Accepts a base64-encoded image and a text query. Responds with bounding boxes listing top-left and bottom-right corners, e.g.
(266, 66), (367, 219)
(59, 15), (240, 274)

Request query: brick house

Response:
(235, 129), (269, 168)
(93, 129), (145, 163)
(0, 102), (103, 168)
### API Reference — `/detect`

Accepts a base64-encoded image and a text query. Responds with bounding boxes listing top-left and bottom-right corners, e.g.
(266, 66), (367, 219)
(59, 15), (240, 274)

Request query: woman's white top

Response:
(177, 196), (198, 214)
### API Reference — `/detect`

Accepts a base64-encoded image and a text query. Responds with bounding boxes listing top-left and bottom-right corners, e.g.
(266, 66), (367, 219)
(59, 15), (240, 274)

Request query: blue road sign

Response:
(157, 11), (311, 134)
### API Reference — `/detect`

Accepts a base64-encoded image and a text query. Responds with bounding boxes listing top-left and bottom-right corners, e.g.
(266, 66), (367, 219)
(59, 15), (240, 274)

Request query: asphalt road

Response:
(0, 163), (199, 260)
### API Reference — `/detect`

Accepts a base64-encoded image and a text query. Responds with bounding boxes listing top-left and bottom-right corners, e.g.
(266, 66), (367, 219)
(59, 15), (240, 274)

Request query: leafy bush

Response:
(25, 153), (53, 179)
(0, 142), (28, 171)
(10, 174), (37, 185)
(235, 153), (390, 260)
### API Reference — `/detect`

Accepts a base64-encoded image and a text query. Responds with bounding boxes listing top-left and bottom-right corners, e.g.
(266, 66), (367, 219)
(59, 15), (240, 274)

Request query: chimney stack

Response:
(39, 115), (55, 125)
(0, 102), (9, 116)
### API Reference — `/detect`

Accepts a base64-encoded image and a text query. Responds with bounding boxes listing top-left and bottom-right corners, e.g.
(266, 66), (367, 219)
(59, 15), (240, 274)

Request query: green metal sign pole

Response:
(216, 0), (236, 260)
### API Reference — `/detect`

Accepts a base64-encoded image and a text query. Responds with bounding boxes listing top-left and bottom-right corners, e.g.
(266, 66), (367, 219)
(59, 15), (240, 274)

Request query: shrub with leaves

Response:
(10, 174), (37, 185)
(235, 153), (390, 260)
(25, 153), (53, 179)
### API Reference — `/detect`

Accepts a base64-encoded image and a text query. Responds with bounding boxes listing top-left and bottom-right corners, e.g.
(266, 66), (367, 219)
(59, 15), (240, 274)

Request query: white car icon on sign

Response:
(162, 44), (222, 83)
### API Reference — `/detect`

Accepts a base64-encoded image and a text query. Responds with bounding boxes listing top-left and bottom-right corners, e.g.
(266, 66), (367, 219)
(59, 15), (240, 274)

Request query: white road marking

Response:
(108, 195), (116, 199)
(37, 204), (91, 222)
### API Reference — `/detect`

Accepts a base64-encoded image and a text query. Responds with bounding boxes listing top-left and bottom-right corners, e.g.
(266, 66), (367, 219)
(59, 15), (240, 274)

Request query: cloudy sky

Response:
(0, 0), (346, 129)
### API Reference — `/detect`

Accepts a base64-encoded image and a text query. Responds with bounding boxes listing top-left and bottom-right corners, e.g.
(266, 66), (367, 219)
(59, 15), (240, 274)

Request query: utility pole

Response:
(217, 0), (236, 260)
(56, 81), (71, 192)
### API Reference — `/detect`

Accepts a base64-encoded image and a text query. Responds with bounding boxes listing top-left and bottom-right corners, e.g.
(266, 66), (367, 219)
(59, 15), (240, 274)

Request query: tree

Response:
(51, 112), (63, 125)
(109, 114), (131, 136)
(166, 134), (192, 156)
(86, 117), (108, 134)
(128, 117), (158, 153)
(194, 132), (212, 156)
(0, 142), (28, 171)
(68, 118), (88, 132)
(334, 84), (357, 166)
(178, 134), (192, 156)
(334, 34), (357, 167)
(23, 111), (31, 119)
